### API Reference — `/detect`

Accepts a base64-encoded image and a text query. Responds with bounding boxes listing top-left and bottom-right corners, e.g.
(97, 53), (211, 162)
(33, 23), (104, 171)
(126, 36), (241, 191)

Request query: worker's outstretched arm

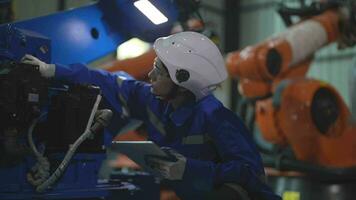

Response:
(22, 54), (152, 120)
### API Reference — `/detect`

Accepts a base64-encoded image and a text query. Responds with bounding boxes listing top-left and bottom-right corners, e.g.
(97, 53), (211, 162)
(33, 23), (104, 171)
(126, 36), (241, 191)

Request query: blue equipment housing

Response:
(0, 0), (178, 199)
(1, 0), (178, 64)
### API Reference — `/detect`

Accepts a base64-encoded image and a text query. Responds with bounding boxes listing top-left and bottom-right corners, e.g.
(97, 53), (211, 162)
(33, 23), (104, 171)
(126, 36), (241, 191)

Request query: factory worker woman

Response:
(22, 31), (281, 200)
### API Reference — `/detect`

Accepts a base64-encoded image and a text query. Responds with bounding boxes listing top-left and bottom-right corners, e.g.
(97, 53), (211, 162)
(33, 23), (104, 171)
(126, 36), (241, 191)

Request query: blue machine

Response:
(1, 0), (178, 64)
(0, 0), (179, 199)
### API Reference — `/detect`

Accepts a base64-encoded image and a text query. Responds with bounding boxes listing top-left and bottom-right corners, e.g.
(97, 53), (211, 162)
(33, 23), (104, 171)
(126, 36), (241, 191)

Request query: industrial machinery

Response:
(226, 1), (356, 199)
(0, 0), (183, 199)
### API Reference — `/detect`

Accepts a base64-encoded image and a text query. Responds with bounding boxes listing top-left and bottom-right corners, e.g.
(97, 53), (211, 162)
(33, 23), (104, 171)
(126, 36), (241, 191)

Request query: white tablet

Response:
(110, 141), (172, 176)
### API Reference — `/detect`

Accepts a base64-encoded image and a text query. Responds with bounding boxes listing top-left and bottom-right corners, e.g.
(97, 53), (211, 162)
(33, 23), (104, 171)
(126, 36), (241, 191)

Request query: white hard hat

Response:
(153, 31), (228, 100)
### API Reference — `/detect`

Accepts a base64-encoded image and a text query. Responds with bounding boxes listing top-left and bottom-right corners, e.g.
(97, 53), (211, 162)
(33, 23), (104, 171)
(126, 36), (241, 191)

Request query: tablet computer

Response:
(110, 141), (173, 176)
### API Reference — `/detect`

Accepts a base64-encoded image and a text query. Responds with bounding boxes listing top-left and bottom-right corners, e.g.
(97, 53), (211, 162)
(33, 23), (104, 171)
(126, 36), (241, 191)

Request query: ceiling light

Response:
(134, 0), (168, 25)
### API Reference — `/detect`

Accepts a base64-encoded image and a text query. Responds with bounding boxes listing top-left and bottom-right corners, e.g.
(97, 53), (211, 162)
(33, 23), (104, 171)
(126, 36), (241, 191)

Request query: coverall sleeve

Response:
(180, 109), (281, 200)
(54, 63), (151, 120)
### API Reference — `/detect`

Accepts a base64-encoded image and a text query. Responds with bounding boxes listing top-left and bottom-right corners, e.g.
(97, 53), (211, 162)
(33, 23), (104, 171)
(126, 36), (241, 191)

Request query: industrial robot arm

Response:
(226, 0), (356, 168)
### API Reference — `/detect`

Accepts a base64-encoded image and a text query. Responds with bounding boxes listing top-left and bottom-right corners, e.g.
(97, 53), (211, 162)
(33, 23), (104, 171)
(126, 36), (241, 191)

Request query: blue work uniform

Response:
(55, 63), (281, 200)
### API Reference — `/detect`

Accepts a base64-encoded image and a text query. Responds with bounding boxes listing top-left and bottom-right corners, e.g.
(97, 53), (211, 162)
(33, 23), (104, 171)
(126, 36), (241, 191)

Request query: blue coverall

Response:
(55, 63), (281, 200)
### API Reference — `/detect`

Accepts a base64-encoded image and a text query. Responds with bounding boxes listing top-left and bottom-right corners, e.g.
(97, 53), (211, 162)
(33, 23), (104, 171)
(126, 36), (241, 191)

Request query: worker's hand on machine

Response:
(21, 54), (55, 78)
(146, 147), (187, 180)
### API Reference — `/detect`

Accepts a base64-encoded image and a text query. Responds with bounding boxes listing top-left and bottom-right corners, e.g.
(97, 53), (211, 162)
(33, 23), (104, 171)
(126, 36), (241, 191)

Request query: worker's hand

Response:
(146, 147), (187, 180)
(21, 54), (55, 78)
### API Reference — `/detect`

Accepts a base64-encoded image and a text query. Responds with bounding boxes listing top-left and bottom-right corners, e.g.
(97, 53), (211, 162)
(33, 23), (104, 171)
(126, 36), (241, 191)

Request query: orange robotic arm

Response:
(225, 7), (356, 168)
(226, 9), (340, 98)
(103, 49), (156, 80)
(256, 79), (355, 168)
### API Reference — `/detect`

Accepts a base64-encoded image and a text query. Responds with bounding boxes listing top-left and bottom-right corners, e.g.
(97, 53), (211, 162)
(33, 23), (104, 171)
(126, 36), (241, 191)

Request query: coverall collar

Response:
(166, 94), (213, 126)
(166, 102), (194, 127)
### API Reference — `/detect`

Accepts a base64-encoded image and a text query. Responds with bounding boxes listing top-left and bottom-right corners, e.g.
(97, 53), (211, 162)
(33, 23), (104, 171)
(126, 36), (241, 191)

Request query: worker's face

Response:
(148, 58), (175, 98)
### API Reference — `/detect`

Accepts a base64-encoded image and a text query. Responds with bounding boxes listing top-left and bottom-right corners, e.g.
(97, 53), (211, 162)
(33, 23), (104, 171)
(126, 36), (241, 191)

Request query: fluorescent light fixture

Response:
(134, 0), (168, 25)
(117, 38), (151, 60)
